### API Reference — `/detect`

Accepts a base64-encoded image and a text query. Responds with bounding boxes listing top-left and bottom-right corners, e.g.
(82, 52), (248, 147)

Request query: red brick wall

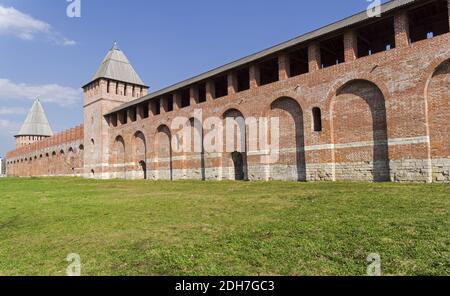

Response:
(105, 32), (449, 183)
(6, 125), (84, 177)
(427, 59), (450, 159)
(6, 3), (450, 183)
(332, 80), (389, 181)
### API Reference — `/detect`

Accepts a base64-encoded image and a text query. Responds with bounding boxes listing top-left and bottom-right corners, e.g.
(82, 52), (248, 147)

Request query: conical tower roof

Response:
(15, 99), (53, 137)
(90, 42), (146, 86)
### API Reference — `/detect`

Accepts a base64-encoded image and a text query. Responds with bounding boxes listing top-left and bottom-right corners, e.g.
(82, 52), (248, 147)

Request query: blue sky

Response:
(0, 0), (388, 156)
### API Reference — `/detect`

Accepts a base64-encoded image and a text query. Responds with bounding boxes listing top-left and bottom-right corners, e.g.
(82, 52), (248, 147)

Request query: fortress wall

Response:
(5, 0), (449, 183)
(6, 125), (85, 177)
(104, 33), (449, 183)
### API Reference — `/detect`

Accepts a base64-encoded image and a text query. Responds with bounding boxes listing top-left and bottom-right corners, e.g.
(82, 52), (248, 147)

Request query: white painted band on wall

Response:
(8, 136), (431, 163)
(248, 136), (430, 155)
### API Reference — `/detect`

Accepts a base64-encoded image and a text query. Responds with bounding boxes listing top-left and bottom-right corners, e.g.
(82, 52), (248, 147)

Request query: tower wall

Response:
(83, 79), (148, 178)
(15, 135), (50, 149)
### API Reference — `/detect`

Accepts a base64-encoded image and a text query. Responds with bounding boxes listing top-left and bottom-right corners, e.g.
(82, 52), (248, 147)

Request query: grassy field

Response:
(0, 177), (448, 276)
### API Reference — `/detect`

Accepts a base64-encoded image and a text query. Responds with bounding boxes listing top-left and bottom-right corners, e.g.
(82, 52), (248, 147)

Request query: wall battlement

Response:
(6, 125), (85, 177)
(7, 125), (84, 159)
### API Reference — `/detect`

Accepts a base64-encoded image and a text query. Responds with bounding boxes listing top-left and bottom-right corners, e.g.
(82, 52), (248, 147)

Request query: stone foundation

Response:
(431, 158), (450, 182)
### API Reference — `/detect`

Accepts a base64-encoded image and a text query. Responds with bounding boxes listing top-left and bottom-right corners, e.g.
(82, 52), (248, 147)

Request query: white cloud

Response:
(0, 79), (82, 107)
(0, 107), (27, 115)
(0, 6), (76, 46)
(63, 38), (77, 46)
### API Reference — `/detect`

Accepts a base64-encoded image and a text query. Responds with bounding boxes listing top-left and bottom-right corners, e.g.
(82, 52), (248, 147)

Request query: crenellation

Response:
(394, 11), (410, 48)
(227, 72), (238, 95)
(190, 86), (198, 105)
(278, 54), (290, 80)
(344, 30), (358, 62)
(308, 43), (321, 72)
(249, 65), (260, 89)
(173, 92), (182, 111)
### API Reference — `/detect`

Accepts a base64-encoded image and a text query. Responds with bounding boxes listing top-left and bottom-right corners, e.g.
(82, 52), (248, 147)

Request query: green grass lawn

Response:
(0, 177), (448, 276)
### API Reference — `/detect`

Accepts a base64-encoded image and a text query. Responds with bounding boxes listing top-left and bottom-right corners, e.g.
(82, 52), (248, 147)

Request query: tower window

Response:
(409, 0), (449, 43)
(289, 47), (309, 77)
(320, 35), (344, 68)
(237, 67), (250, 91)
(197, 83), (206, 103)
(107, 80), (110, 93)
(111, 113), (118, 127)
(181, 88), (190, 108)
(150, 100), (160, 115)
(357, 17), (395, 58)
(167, 96), (173, 112)
(312, 107), (322, 132)
(213, 75), (228, 98)
(129, 108), (137, 122)
(141, 103), (149, 119)
(259, 57), (279, 86)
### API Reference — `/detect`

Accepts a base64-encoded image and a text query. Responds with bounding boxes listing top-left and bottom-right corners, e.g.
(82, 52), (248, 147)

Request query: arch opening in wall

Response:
(223, 109), (248, 181)
(60, 149), (66, 174)
(113, 135), (126, 179)
(332, 79), (390, 182)
(155, 125), (172, 181)
(139, 161), (147, 180)
(231, 151), (245, 180)
(312, 107), (322, 132)
(425, 59), (450, 182)
(68, 147), (75, 175)
(133, 131), (147, 180)
(269, 97), (306, 181)
(79, 144), (84, 151)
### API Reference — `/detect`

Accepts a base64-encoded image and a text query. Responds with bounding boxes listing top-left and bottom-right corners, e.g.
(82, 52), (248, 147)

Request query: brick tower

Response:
(15, 98), (53, 148)
(82, 43), (148, 178)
